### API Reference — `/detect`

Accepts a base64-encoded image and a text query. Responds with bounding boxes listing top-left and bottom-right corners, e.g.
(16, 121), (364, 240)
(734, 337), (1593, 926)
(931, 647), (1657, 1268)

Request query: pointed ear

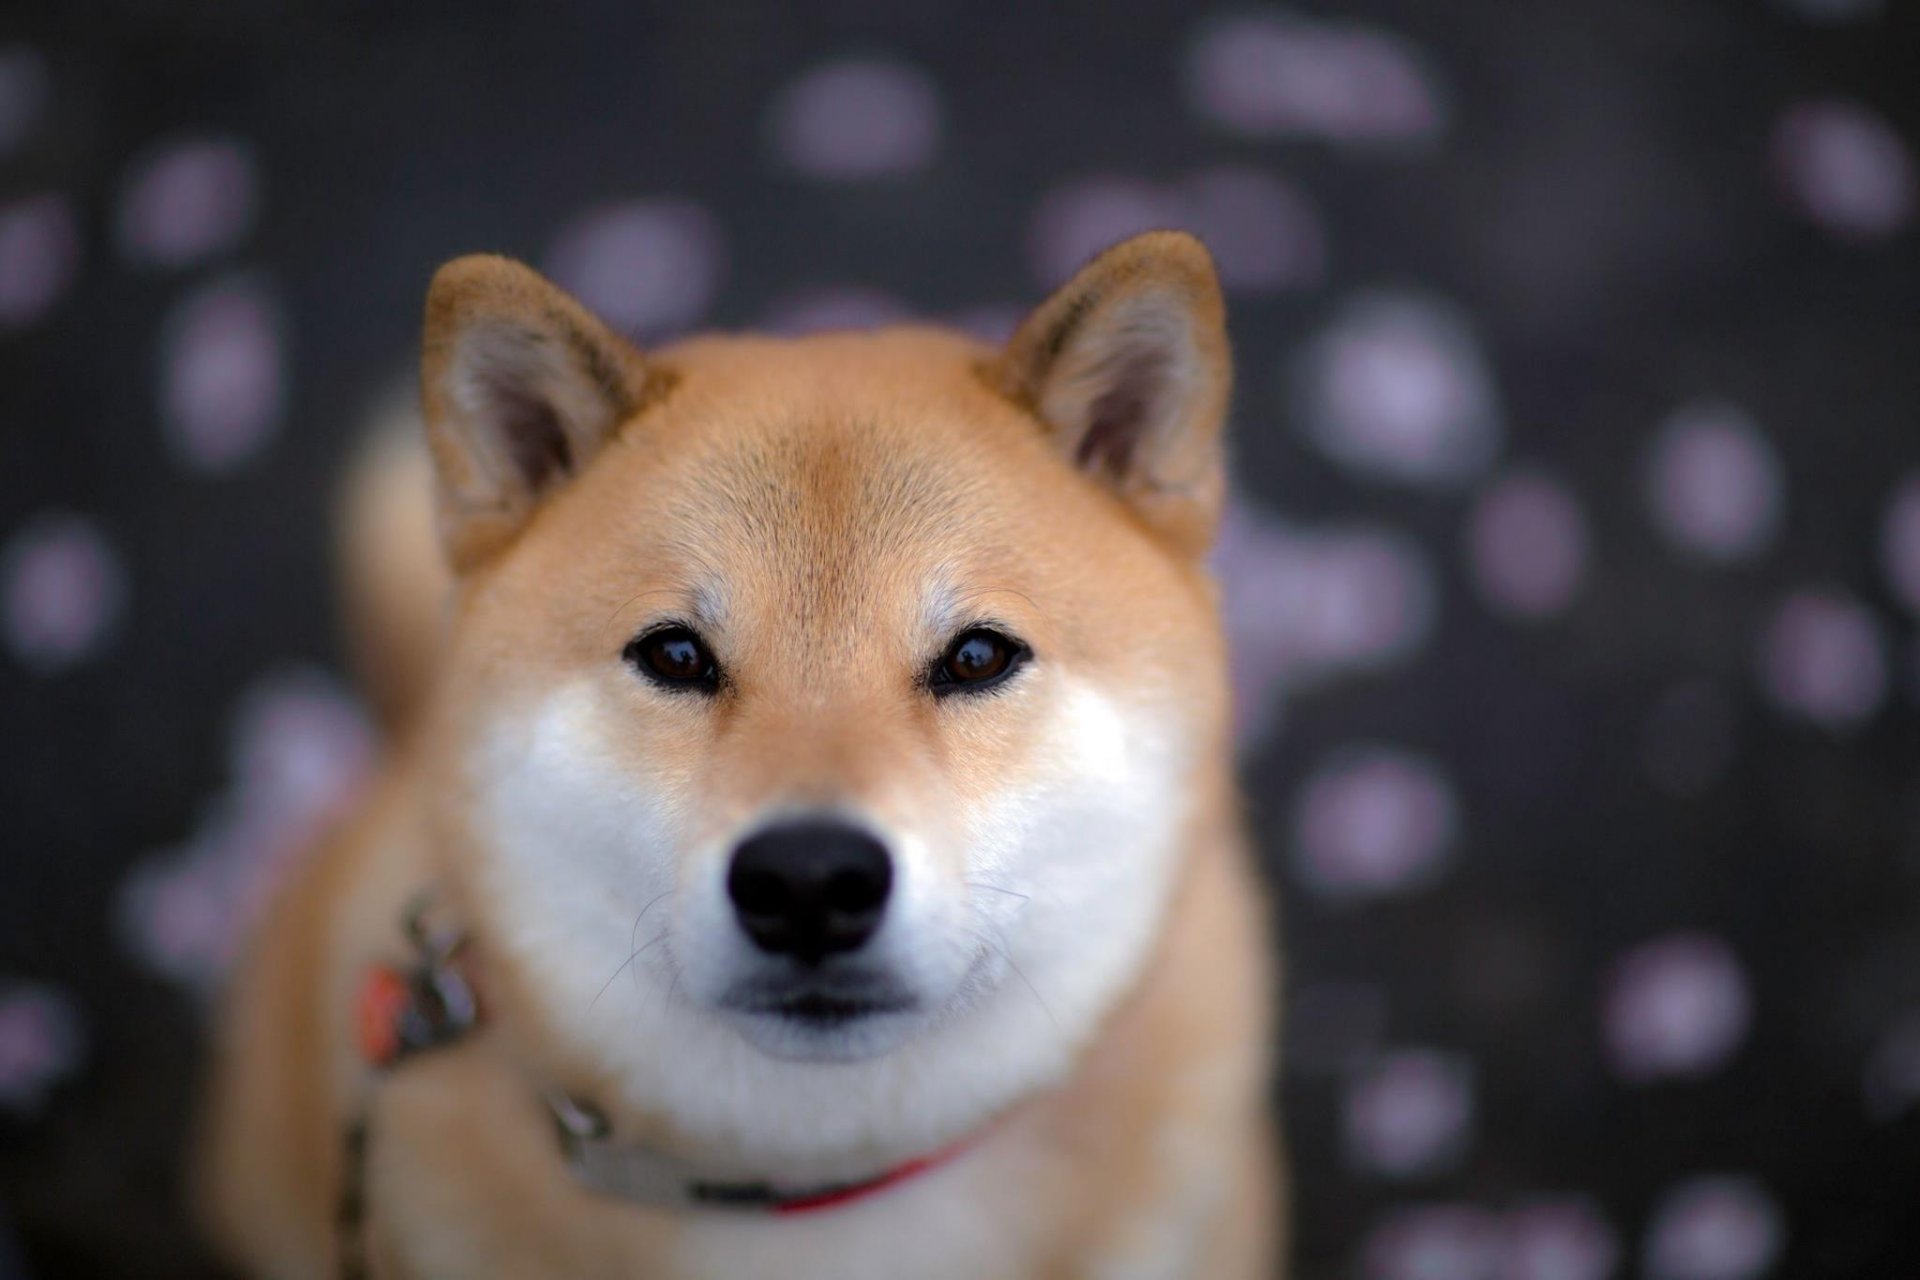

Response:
(420, 255), (651, 571)
(992, 230), (1231, 554)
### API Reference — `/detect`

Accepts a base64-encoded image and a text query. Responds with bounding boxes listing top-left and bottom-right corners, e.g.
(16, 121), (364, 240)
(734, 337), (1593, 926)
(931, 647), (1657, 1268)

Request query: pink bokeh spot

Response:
(1467, 470), (1589, 621)
(120, 667), (375, 990)
(159, 274), (287, 473)
(1026, 168), (1324, 295)
(1862, 1010), (1920, 1122)
(542, 200), (725, 341)
(760, 285), (912, 336)
(1, 512), (127, 674)
(1185, 10), (1445, 145)
(1182, 166), (1328, 294)
(0, 192), (80, 330)
(1028, 175), (1175, 286)
(1363, 1198), (1621, 1280)
(1644, 400), (1783, 563)
(0, 983), (85, 1113)
(1757, 588), (1886, 731)
(1877, 474), (1920, 616)
(1773, 98), (1915, 241)
(1290, 292), (1502, 488)
(1216, 499), (1436, 744)
(767, 58), (943, 180)
(1293, 747), (1459, 902)
(115, 134), (258, 268)
(1344, 1049), (1475, 1178)
(1775, 0), (1883, 19)
(1643, 1176), (1783, 1280)
(1500, 1198), (1619, 1280)
(1603, 932), (1752, 1082)
(1363, 1204), (1503, 1280)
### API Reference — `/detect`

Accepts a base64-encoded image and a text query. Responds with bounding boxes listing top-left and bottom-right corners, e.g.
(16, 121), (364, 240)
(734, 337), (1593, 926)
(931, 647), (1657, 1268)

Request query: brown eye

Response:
(625, 626), (719, 692)
(932, 628), (1028, 695)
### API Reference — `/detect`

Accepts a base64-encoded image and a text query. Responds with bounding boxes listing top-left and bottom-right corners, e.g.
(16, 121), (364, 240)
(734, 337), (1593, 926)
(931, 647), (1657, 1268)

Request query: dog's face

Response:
(417, 234), (1233, 1154)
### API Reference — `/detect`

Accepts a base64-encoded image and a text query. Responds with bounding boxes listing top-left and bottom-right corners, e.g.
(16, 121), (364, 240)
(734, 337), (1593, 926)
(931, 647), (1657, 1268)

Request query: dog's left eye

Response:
(625, 626), (720, 692)
(930, 628), (1028, 695)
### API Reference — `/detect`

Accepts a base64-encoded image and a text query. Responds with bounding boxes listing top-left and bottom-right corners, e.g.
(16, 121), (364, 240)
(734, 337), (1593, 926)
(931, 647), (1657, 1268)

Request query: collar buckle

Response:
(355, 895), (480, 1068)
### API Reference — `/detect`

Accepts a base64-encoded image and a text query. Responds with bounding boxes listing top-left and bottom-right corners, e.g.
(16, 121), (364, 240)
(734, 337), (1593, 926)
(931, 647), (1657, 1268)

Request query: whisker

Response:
(632, 889), (675, 938)
(589, 931), (670, 1015)
(966, 880), (1031, 905)
(588, 891), (676, 1014)
(968, 926), (1058, 1032)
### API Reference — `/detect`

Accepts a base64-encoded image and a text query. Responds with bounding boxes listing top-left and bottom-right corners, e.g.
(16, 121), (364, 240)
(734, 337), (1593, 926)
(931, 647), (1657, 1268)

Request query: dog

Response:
(197, 229), (1282, 1279)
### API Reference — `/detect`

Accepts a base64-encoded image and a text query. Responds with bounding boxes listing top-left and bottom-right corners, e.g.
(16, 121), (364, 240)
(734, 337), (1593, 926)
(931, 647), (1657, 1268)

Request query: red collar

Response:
(763, 1135), (982, 1216)
(352, 903), (987, 1216)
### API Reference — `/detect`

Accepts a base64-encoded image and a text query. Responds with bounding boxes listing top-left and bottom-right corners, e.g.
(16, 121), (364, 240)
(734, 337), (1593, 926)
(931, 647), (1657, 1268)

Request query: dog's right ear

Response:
(420, 255), (648, 572)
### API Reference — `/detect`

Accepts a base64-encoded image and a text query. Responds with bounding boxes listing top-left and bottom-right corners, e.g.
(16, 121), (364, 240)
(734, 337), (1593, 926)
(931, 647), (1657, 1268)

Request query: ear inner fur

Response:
(988, 230), (1231, 556)
(420, 255), (655, 572)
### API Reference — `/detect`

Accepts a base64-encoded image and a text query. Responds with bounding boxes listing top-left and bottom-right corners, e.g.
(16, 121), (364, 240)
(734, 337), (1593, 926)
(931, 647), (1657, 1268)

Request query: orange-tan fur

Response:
(198, 232), (1284, 1279)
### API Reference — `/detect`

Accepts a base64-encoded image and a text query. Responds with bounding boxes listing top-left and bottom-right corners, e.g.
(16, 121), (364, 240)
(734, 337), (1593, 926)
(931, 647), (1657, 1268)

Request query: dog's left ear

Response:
(420, 254), (649, 572)
(992, 230), (1231, 555)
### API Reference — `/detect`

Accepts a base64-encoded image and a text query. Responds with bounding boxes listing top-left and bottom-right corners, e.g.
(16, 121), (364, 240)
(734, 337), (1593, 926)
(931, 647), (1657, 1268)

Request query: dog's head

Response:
(416, 232), (1234, 1155)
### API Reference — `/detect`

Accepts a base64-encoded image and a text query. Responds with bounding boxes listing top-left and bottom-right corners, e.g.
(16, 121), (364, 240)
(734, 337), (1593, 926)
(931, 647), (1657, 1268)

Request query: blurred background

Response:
(2, 1), (1918, 1276)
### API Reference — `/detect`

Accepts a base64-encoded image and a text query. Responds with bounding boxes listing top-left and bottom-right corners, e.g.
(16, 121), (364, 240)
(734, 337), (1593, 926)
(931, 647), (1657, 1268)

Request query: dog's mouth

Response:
(726, 984), (918, 1028)
(706, 952), (983, 1062)
(717, 970), (924, 1060)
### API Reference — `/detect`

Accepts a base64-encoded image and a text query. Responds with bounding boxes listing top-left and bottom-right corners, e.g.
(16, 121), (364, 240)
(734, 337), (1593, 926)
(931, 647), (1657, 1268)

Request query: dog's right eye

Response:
(624, 626), (720, 692)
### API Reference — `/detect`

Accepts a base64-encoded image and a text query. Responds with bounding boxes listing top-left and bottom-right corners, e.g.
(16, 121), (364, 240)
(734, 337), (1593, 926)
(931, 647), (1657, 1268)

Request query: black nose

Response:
(727, 821), (893, 963)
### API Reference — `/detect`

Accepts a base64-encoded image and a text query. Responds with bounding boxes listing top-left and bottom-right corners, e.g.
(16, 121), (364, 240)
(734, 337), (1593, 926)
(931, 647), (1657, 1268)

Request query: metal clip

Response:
(403, 893), (466, 967)
(546, 1089), (613, 1144)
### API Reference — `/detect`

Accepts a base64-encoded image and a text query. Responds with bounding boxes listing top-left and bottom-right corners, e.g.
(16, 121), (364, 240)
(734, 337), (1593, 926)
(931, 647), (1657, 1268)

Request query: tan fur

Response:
(335, 392), (451, 729)
(199, 232), (1282, 1278)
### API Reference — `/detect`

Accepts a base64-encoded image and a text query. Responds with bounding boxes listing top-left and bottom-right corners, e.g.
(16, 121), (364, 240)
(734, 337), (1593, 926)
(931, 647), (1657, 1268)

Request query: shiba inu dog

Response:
(198, 230), (1282, 1279)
